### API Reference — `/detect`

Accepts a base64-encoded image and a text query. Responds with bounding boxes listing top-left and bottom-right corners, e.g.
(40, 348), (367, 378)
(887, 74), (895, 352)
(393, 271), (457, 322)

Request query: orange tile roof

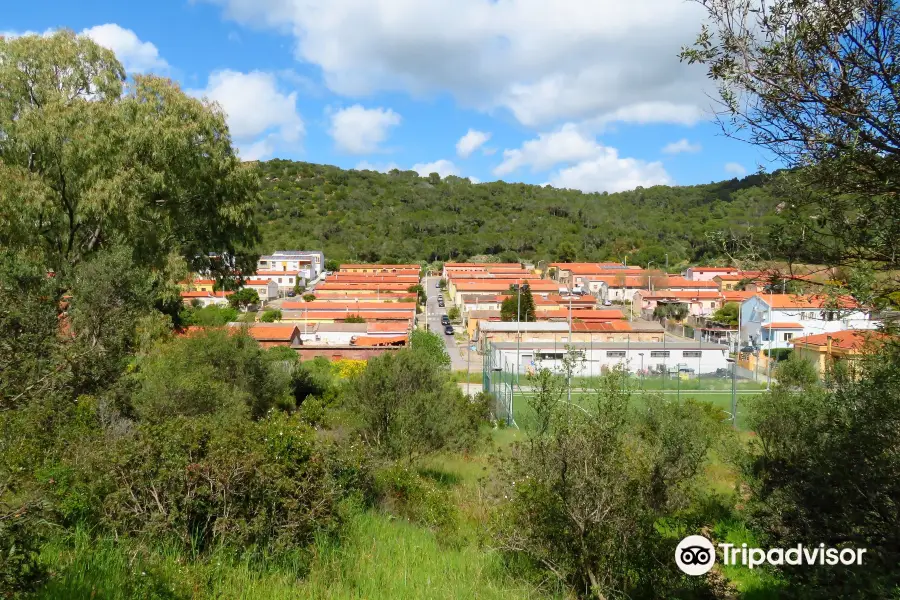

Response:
(352, 335), (409, 347)
(282, 301), (417, 311)
(244, 279), (272, 286)
(761, 322), (804, 329)
(339, 264), (420, 270)
(538, 309), (625, 321)
(638, 291), (722, 300)
(283, 310), (414, 321)
(180, 290), (233, 298)
(454, 280), (558, 291)
(791, 329), (889, 350)
(245, 325), (300, 341)
(308, 293), (417, 301)
(317, 282), (412, 291)
(662, 277), (720, 289)
(571, 321), (633, 332)
(716, 272), (765, 281)
(367, 322), (411, 333)
(191, 279), (216, 285)
(755, 294), (859, 309)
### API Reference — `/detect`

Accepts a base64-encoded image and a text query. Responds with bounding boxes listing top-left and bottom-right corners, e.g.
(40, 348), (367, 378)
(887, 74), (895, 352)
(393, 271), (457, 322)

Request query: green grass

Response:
(511, 388), (764, 432)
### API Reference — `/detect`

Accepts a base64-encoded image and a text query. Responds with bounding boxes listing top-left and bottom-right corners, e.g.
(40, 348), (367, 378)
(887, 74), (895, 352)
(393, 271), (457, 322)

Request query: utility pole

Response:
(516, 280), (521, 385)
(665, 253), (669, 271)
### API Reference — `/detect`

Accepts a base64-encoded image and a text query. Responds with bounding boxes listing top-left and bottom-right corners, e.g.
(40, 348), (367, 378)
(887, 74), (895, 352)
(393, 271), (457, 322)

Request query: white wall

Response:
(492, 346), (729, 376)
(740, 296), (878, 349)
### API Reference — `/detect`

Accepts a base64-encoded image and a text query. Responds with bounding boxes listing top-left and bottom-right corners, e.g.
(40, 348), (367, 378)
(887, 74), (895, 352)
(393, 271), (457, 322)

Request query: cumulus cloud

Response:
(725, 162), (748, 176)
(549, 149), (672, 193)
(188, 70), (304, 161)
(329, 105), (402, 154)
(456, 129), (491, 158)
(662, 138), (702, 155)
(412, 159), (460, 178)
(494, 124), (603, 176)
(3, 25), (168, 75)
(202, 0), (712, 127)
(495, 124), (671, 193)
(81, 24), (169, 73)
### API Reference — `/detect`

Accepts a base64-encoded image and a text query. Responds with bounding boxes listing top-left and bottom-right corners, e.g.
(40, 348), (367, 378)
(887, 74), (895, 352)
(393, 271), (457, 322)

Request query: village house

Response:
(257, 250), (325, 281)
(633, 290), (723, 318)
(739, 294), (878, 351)
(790, 330), (889, 378)
(180, 290), (232, 308)
(683, 266), (741, 281)
(242, 279), (279, 303)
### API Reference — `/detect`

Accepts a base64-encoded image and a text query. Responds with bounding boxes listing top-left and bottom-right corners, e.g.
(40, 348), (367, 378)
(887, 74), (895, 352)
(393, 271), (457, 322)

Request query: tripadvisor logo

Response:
(675, 535), (867, 575)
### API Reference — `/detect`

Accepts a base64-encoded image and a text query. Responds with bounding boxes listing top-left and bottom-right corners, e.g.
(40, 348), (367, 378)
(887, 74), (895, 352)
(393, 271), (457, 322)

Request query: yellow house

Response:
(790, 329), (888, 378)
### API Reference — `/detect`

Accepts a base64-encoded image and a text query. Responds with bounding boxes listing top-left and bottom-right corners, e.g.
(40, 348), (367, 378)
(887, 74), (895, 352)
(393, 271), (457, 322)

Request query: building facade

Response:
(257, 250), (325, 281)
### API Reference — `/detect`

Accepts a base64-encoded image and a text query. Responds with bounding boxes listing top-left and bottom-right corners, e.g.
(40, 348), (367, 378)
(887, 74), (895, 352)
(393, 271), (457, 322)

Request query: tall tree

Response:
(681, 0), (900, 294)
(0, 30), (260, 285)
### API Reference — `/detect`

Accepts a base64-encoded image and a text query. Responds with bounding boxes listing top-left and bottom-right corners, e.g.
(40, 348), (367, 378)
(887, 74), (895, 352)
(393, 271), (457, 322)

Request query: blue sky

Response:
(3, 0), (774, 192)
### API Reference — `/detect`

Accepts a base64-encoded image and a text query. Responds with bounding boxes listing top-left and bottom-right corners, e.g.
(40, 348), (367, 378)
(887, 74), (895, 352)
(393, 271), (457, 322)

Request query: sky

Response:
(3, 0), (776, 192)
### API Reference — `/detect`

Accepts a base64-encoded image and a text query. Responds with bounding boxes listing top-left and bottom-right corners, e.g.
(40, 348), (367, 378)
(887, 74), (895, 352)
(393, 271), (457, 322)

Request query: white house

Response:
(180, 290), (232, 308)
(739, 294), (877, 351)
(488, 339), (729, 376)
(257, 250), (325, 281)
(243, 279), (279, 303)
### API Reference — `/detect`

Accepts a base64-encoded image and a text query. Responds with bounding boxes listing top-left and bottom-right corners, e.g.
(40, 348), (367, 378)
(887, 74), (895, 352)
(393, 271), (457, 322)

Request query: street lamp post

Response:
(726, 357), (737, 428)
(639, 352), (644, 389)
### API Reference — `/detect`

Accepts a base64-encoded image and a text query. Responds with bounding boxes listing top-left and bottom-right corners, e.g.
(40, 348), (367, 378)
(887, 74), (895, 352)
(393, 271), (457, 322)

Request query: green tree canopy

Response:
(0, 30), (260, 285)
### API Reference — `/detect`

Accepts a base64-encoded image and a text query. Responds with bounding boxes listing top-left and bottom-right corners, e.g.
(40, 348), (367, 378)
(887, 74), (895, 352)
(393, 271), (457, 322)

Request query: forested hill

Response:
(256, 159), (782, 266)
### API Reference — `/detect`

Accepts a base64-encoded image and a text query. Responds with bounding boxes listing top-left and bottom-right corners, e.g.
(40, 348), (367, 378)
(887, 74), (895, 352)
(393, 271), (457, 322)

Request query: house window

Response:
(536, 352), (565, 361)
(650, 351), (670, 358)
(784, 332), (794, 341)
(683, 351), (702, 358)
(607, 351), (626, 358)
(278, 278), (282, 283)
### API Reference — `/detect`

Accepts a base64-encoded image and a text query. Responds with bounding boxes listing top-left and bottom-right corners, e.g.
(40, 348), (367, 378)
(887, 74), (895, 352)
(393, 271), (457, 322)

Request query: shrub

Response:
(260, 309), (282, 323)
(179, 304), (238, 327)
(348, 349), (484, 459)
(374, 465), (456, 534)
(0, 501), (46, 597)
(302, 293), (316, 302)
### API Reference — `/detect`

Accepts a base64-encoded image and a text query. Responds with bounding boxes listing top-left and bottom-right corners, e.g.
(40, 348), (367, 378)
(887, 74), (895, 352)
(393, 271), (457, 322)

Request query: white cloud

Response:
(549, 149), (672, 193)
(203, 0), (713, 128)
(329, 105), (402, 154)
(456, 129), (491, 158)
(188, 70), (304, 161)
(494, 123), (671, 193)
(494, 124), (602, 176)
(412, 159), (460, 178)
(725, 162), (748, 176)
(81, 24), (168, 73)
(662, 138), (702, 155)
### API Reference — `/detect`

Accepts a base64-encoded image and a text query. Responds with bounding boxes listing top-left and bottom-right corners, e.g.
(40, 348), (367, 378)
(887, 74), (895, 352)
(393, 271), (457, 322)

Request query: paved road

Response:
(423, 275), (481, 373)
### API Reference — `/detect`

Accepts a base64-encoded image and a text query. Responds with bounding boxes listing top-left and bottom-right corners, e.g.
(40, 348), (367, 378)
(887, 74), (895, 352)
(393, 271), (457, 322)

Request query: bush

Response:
(179, 304), (238, 327)
(302, 293), (316, 302)
(348, 349), (484, 459)
(130, 329), (294, 422)
(374, 465), (456, 534)
(260, 309), (282, 323)
(763, 348), (792, 361)
(0, 502), (46, 597)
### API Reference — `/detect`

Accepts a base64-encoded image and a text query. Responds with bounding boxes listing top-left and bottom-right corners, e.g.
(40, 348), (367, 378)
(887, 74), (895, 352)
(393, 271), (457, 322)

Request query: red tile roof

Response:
(245, 325), (300, 341)
(638, 291), (722, 300)
(571, 321), (633, 332)
(255, 270), (302, 276)
(755, 294), (859, 309)
(180, 290), (233, 298)
(761, 322), (804, 329)
(791, 329), (889, 350)
(282, 301), (417, 311)
(367, 322), (411, 333)
(352, 335), (409, 347)
(538, 309), (625, 321)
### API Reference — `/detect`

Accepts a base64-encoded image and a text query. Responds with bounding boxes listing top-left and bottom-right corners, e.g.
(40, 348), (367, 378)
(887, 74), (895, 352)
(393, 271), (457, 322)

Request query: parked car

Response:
(435, 282), (441, 289)
(287, 290), (296, 297)
(441, 315), (450, 325)
(444, 325), (454, 335)
(603, 299), (612, 306)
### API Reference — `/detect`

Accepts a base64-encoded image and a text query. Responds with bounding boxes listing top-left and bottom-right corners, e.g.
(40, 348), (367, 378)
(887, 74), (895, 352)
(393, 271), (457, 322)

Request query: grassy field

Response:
(510, 388), (764, 432)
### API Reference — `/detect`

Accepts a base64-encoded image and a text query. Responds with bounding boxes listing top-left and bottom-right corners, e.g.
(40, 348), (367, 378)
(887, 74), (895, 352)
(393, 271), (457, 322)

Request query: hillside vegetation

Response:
(256, 160), (782, 266)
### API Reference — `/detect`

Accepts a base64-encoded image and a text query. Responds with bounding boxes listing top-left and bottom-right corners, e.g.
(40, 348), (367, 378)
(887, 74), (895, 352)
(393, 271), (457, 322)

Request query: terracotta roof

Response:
(245, 325), (300, 341)
(637, 291), (722, 300)
(571, 321), (633, 332)
(721, 291), (757, 302)
(244, 279), (273, 286)
(308, 293), (417, 301)
(317, 282), (412, 291)
(791, 329), (889, 350)
(352, 335), (409, 347)
(282, 310), (414, 321)
(367, 322), (411, 333)
(661, 277), (720, 289)
(716, 272), (765, 281)
(180, 290), (233, 298)
(755, 294), (859, 309)
(454, 280), (558, 291)
(538, 309), (625, 321)
(761, 322), (804, 329)
(281, 301), (416, 311)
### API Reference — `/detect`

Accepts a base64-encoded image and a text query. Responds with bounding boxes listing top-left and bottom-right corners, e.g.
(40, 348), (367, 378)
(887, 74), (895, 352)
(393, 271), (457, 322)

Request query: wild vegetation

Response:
(3, 9), (900, 598)
(255, 159), (780, 266)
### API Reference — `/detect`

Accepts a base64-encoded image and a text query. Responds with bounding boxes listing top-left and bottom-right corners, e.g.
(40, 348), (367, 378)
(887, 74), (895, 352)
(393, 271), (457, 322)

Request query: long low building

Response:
(476, 320), (665, 351)
(488, 339), (729, 375)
